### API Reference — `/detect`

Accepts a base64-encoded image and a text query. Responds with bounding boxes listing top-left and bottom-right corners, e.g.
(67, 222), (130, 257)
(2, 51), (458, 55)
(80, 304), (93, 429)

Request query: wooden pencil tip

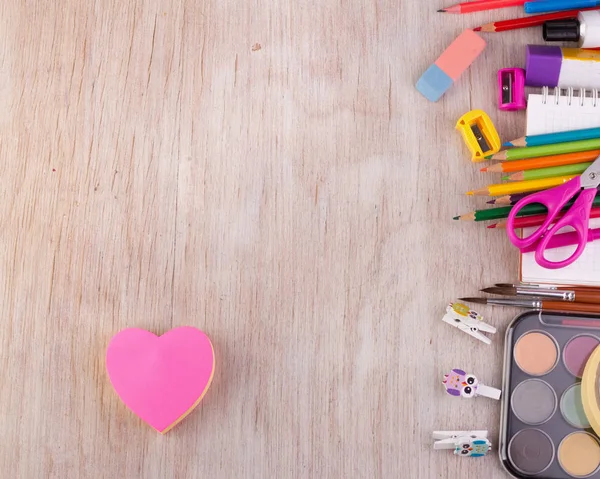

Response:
(502, 142), (512, 147)
(473, 26), (481, 31)
(480, 167), (488, 172)
(452, 216), (459, 220)
(487, 224), (497, 229)
(502, 175), (508, 181)
(437, 9), (446, 12)
(486, 199), (495, 205)
(466, 191), (474, 196)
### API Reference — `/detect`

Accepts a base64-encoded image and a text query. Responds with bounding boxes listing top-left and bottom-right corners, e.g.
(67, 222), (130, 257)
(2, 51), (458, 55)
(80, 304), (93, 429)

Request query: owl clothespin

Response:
(433, 431), (491, 457)
(443, 369), (501, 400)
(442, 302), (496, 345)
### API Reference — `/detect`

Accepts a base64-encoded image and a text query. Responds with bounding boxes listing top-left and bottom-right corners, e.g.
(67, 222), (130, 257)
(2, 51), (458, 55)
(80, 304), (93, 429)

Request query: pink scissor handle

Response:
(506, 177), (583, 249)
(534, 188), (596, 269)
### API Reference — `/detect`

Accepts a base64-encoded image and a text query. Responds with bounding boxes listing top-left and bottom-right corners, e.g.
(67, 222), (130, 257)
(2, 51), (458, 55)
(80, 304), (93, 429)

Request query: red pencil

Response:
(488, 206), (600, 229)
(439, 0), (525, 14)
(475, 7), (600, 32)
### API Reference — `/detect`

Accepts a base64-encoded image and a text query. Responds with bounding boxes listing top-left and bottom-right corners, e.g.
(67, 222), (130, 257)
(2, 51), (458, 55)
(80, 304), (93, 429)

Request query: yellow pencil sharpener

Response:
(455, 110), (501, 162)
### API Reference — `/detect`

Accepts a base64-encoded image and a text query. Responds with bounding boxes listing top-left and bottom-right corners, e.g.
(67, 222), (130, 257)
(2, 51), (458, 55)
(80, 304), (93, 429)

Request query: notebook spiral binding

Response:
(541, 86), (600, 107)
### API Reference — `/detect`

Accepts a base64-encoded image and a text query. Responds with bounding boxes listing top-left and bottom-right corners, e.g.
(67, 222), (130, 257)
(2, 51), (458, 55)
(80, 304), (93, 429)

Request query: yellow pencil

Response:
(467, 174), (575, 197)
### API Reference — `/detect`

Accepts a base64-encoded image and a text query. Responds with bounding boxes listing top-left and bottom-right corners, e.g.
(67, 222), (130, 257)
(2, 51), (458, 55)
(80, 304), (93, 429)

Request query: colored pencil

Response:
(488, 138), (600, 161)
(474, 8), (600, 32)
(439, 0), (525, 14)
(486, 193), (530, 205)
(525, 0), (600, 15)
(504, 162), (592, 181)
(481, 150), (600, 173)
(453, 194), (600, 221)
(467, 175), (575, 197)
(505, 126), (600, 148)
(460, 297), (600, 314)
(488, 206), (600, 229)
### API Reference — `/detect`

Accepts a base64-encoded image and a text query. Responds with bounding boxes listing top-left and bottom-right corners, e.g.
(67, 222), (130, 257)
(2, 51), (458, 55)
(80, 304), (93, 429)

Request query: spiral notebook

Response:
(520, 87), (600, 286)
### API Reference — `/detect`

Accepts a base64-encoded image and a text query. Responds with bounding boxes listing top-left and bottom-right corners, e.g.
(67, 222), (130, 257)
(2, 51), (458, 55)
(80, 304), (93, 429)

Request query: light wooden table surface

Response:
(0, 1), (541, 477)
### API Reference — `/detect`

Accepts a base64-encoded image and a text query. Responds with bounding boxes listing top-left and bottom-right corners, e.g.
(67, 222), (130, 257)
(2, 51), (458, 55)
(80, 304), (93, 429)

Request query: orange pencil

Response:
(480, 150), (600, 173)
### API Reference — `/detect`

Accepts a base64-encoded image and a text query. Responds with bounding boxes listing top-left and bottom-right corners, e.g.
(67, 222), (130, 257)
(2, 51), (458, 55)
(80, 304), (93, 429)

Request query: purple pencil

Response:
(486, 192), (531, 206)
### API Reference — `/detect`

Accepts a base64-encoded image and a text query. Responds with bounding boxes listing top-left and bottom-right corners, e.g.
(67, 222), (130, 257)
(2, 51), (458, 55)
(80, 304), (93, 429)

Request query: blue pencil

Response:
(504, 126), (600, 148)
(525, 0), (600, 15)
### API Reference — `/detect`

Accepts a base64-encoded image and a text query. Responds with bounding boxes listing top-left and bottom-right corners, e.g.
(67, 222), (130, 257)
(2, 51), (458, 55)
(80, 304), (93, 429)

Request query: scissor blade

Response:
(581, 156), (600, 189)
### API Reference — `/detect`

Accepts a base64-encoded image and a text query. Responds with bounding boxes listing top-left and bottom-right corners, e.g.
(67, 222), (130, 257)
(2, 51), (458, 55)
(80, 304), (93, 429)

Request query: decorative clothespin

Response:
(443, 369), (501, 400)
(442, 302), (497, 345)
(433, 431), (491, 457)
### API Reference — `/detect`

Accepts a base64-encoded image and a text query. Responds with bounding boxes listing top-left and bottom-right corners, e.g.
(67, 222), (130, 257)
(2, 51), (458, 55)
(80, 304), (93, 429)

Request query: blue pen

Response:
(525, 0), (599, 14)
(504, 126), (600, 148)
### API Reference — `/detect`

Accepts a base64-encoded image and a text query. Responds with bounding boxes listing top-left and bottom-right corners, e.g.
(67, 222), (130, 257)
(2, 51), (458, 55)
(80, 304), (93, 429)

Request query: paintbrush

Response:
(481, 286), (600, 304)
(460, 297), (600, 314)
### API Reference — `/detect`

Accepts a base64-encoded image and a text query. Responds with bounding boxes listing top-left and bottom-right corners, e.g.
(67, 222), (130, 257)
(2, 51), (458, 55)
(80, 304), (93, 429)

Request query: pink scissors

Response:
(506, 156), (600, 269)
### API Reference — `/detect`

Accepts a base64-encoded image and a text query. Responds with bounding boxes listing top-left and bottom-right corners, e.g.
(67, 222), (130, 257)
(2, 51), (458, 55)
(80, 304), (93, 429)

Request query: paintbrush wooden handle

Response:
(544, 301), (600, 313)
(573, 291), (600, 304)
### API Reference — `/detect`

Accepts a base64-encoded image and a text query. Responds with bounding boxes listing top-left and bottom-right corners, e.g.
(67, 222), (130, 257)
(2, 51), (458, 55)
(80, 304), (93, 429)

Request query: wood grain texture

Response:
(0, 0), (539, 477)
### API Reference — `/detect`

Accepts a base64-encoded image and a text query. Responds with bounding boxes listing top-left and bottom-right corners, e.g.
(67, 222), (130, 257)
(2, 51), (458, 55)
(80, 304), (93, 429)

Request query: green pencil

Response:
(503, 162), (592, 181)
(453, 194), (600, 222)
(489, 138), (600, 161)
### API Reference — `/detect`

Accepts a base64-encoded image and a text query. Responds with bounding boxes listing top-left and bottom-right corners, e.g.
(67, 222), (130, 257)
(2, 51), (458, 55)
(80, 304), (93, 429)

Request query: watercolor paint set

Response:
(500, 311), (600, 478)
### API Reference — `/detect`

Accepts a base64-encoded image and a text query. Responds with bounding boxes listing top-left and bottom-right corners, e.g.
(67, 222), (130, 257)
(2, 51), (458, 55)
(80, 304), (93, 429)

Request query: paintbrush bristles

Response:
(481, 286), (518, 295)
(458, 297), (488, 305)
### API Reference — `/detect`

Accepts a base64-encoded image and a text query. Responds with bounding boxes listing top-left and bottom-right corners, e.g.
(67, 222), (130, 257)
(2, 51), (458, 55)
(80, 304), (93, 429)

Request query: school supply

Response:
(486, 193), (530, 205)
(498, 69), (526, 111)
(106, 327), (215, 433)
(506, 157), (600, 269)
(475, 8), (600, 32)
(443, 368), (501, 400)
(461, 296), (600, 313)
(483, 152), (600, 175)
(456, 110), (501, 161)
(544, 10), (600, 48)
(439, 0), (525, 14)
(442, 302), (497, 345)
(506, 126), (600, 148)
(482, 285), (600, 303)
(526, 46), (600, 89)
(525, 0), (600, 15)
(416, 30), (486, 102)
(526, 88), (600, 137)
(488, 206), (600, 229)
(433, 431), (492, 457)
(489, 138), (600, 161)
(505, 162), (591, 181)
(501, 311), (600, 477)
(582, 345), (600, 438)
(468, 175), (575, 197)
(455, 195), (600, 221)
(517, 88), (600, 284)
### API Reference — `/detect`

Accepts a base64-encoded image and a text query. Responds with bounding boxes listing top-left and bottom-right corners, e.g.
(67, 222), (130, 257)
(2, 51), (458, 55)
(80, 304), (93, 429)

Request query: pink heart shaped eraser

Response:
(106, 327), (215, 433)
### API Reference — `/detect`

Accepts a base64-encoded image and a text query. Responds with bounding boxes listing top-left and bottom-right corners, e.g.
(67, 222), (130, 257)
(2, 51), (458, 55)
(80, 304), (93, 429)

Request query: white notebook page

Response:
(521, 91), (600, 285)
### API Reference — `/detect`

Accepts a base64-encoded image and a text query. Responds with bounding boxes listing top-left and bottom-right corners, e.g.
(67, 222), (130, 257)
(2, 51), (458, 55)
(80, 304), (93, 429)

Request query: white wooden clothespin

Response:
(442, 302), (497, 345)
(443, 368), (501, 400)
(433, 431), (491, 457)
